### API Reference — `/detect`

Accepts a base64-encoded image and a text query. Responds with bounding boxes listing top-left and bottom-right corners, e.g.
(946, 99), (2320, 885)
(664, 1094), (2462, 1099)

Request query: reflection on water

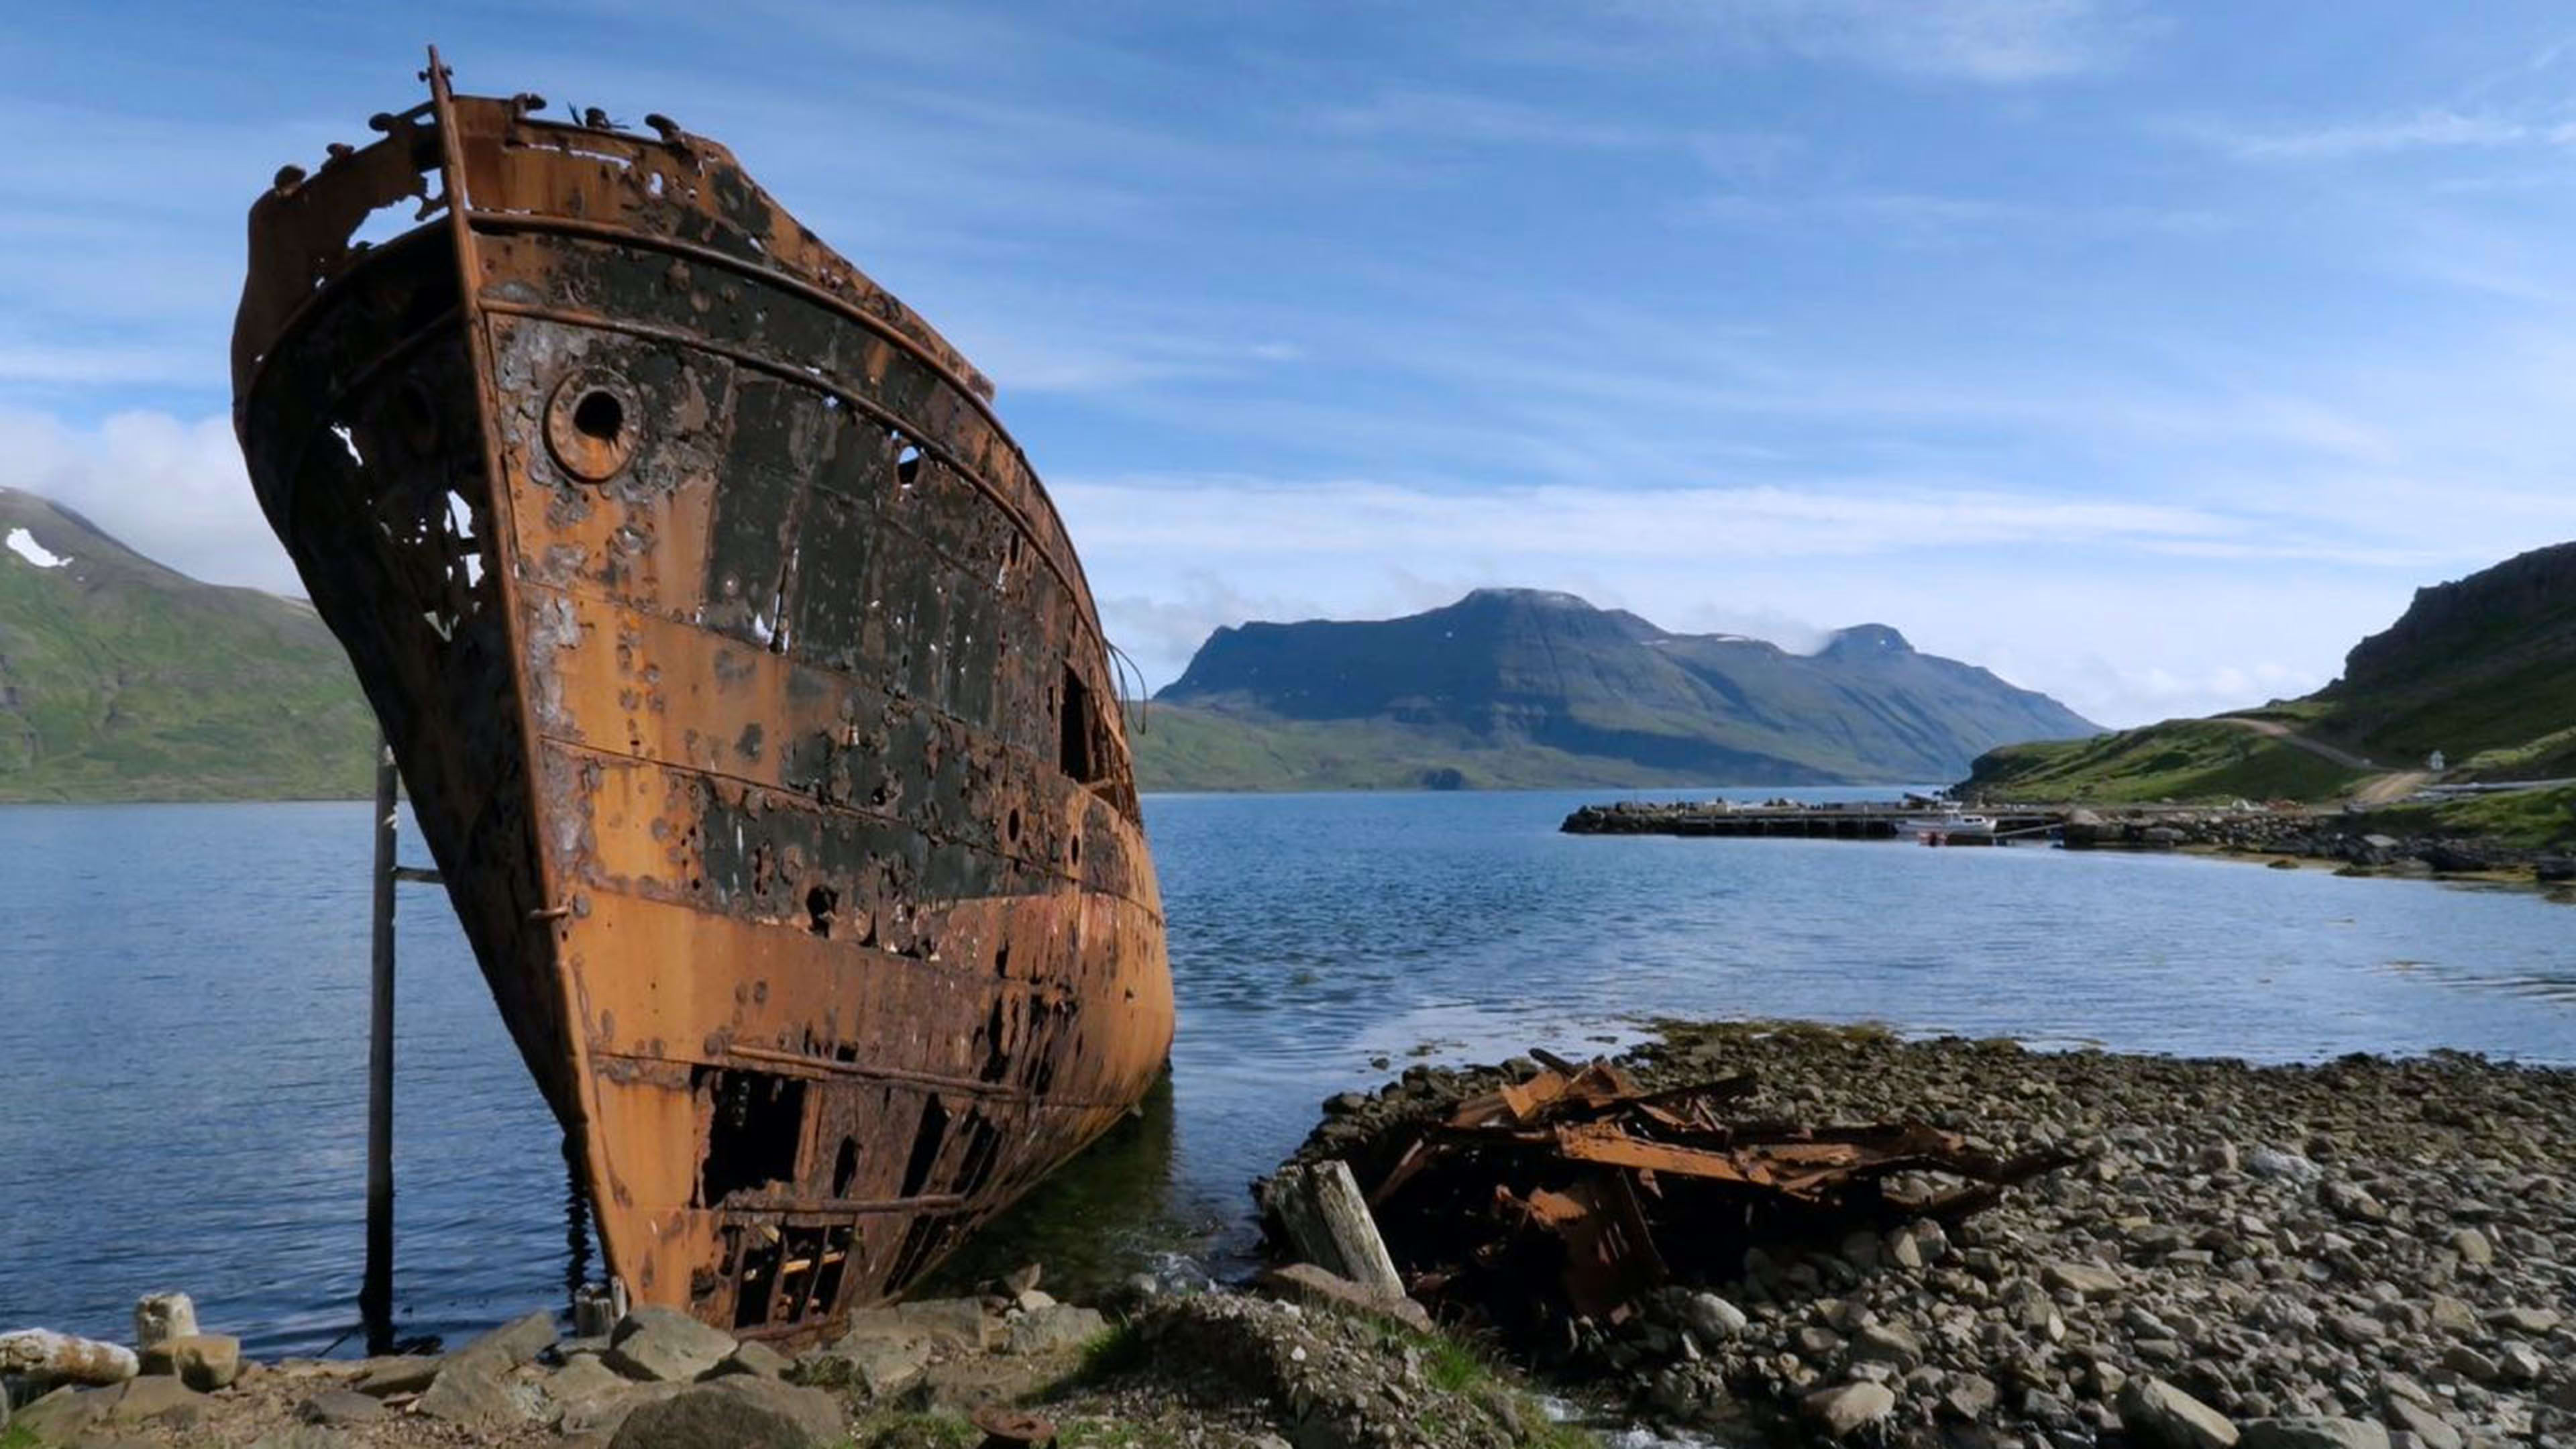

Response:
(3, 790), (2573, 1352)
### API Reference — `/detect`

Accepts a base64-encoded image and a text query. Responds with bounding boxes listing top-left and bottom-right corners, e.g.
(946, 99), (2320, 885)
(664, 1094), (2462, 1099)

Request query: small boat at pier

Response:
(1901, 812), (1998, 843)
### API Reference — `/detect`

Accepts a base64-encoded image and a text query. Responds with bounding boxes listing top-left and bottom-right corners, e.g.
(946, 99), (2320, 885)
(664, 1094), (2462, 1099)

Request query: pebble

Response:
(2121, 1377), (2241, 1449)
(2384, 1397), (2463, 1449)
(2241, 1417), (2392, 1449)
(1685, 1293), (1748, 1340)
(2439, 1346), (2497, 1383)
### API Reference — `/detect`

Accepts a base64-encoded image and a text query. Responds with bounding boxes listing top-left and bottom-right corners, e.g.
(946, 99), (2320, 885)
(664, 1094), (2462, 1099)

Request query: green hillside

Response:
(1960, 711), (2367, 805)
(1962, 541), (2576, 807)
(0, 488), (374, 802)
(0, 491), (2107, 801)
(1138, 588), (2098, 792)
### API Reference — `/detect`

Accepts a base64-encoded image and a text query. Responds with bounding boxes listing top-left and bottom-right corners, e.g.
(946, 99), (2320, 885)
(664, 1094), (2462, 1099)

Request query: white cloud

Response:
(0, 341), (211, 390)
(1059, 476), (2237, 560)
(1054, 460), (2571, 729)
(1687, 189), (2231, 240)
(0, 409), (293, 596)
(946, 328), (1305, 396)
(1312, 91), (1655, 149)
(1563, 0), (2151, 83)
(2195, 107), (2576, 161)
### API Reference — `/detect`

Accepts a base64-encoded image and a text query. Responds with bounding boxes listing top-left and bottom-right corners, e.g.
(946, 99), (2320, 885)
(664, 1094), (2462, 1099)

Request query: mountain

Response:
(0, 488), (374, 802)
(1962, 541), (2576, 804)
(1136, 588), (2098, 791)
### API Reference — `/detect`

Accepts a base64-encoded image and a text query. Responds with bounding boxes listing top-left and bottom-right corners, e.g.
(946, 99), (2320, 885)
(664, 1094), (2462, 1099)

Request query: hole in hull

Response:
(1059, 665), (1098, 784)
(733, 1232), (780, 1328)
(695, 1069), (808, 1208)
(899, 1095), (949, 1198)
(979, 998), (1010, 1083)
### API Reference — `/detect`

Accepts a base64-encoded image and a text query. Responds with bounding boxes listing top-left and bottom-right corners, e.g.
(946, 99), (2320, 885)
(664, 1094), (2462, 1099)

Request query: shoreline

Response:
(2174, 841), (2576, 902)
(2, 1280), (1597, 1449)
(1562, 795), (2576, 904)
(7, 1024), (2572, 1449)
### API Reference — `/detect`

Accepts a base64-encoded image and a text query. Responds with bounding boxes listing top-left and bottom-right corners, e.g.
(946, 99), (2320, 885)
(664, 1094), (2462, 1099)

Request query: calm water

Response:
(3, 790), (2572, 1352)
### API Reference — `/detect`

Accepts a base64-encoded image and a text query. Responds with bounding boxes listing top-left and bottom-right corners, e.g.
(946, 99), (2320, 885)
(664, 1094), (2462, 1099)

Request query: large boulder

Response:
(131, 1293), (199, 1350)
(605, 1307), (739, 1384)
(607, 1376), (844, 1449)
(893, 1299), (1000, 1352)
(552, 1356), (684, 1438)
(550, 1354), (634, 1404)
(451, 1309), (558, 1369)
(558, 1381), (688, 1438)
(1005, 1303), (1109, 1356)
(709, 1340), (793, 1380)
(797, 1332), (935, 1400)
(0, 1328), (139, 1387)
(415, 1352), (551, 1428)
(141, 1332), (241, 1391)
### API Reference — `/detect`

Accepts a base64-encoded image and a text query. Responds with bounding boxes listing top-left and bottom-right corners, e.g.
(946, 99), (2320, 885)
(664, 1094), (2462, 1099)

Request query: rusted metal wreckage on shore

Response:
(1336, 1055), (2075, 1338)
(229, 54), (1174, 1340)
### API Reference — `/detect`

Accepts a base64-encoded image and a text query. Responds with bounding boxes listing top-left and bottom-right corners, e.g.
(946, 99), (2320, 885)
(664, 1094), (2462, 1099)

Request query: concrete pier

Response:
(1559, 800), (2063, 843)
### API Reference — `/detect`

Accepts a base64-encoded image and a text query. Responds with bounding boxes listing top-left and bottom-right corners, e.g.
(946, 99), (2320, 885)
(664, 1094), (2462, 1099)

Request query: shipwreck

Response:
(229, 54), (1175, 1340)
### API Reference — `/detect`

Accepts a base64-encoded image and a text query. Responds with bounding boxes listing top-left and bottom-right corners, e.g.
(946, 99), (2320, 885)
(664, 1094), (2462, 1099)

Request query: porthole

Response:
(545, 368), (641, 482)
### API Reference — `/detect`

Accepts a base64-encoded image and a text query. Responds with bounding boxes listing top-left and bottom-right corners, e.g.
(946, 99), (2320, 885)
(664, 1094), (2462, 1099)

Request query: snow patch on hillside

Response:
(6, 527), (68, 569)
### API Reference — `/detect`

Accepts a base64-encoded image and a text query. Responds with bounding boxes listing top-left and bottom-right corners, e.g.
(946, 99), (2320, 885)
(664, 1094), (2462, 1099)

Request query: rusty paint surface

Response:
(231, 55), (1173, 1340)
(1334, 1056), (2076, 1340)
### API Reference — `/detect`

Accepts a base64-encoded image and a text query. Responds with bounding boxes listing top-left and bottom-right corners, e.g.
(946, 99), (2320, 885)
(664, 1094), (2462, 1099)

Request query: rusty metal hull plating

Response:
(230, 64), (1174, 1339)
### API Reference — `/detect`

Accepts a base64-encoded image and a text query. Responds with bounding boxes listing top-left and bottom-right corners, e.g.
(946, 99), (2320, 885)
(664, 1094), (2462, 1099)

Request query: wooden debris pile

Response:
(1348, 1052), (2078, 1339)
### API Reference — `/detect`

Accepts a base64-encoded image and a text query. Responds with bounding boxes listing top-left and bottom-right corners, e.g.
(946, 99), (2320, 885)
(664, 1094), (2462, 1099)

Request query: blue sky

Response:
(7, 1), (2576, 726)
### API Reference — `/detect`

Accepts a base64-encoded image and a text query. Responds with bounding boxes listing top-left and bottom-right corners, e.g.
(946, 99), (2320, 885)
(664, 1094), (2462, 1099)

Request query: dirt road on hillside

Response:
(2213, 716), (2429, 805)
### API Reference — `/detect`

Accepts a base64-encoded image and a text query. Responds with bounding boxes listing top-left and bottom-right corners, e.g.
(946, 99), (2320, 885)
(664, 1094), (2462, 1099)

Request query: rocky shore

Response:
(11, 1026), (2571, 1449)
(2057, 812), (2573, 892)
(1290, 1022), (2576, 1449)
(1, 1272), (1584, 1449)
(1563, 796), (2574, 898)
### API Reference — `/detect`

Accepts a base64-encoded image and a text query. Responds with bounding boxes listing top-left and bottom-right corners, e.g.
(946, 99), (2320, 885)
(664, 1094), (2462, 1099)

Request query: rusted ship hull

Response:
(230, 60), (1173, 1339)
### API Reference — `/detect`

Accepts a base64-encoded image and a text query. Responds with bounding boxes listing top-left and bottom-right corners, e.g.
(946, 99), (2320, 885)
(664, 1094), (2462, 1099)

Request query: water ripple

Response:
(5, 790), (2572, 1351)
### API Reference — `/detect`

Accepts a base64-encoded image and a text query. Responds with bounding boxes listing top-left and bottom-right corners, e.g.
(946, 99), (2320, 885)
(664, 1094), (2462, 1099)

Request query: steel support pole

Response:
(362, 734), (398, 1350)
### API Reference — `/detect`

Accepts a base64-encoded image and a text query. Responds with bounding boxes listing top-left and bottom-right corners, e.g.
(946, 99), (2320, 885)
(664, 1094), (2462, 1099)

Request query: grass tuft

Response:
(1037, 1320), (1151, 1403)
(842, 1410), (981, 1449)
